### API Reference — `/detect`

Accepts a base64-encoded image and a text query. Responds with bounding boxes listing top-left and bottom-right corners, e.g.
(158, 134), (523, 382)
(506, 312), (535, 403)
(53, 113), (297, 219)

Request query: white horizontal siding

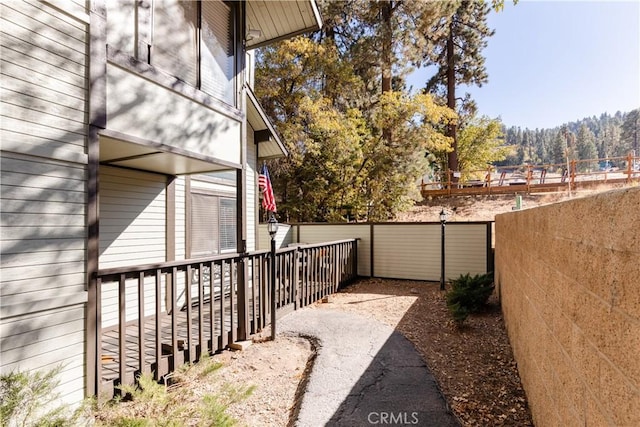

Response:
(99, 167), (167, 328)
(1, 0), (88, 410)
(190, 176), (236, 194)
(0, 0), (88, 164)
(247, 131), (257, 251)
(0, 153), (87, 307)
(175, 177), (186, 260)
(99, 166), (166, 268)
(0, 304), (86, 407)
(258, 223), (295, 251)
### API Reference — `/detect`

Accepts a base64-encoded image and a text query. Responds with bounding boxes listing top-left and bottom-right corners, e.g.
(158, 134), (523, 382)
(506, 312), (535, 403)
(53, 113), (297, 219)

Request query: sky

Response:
(406, 0), (640, 130)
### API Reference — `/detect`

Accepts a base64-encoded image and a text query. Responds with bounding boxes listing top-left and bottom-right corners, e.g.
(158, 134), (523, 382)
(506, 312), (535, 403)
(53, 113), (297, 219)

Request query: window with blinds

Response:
(152, 0), (198, 86)
(147, 0), (235, 105)
(201, 1), (236, 105)
(219, 198), (237, 251)
(190, 193), (236, 257)
(106, 0), (136, 56)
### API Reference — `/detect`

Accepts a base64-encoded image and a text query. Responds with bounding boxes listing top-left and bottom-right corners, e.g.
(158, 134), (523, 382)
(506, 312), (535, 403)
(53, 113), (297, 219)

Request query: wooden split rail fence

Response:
(422, 154), (640, 198)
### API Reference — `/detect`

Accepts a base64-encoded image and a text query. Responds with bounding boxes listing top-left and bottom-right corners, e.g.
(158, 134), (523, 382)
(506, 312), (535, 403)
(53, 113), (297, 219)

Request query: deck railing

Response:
(421, 153), (640, 197)
(91, 239), (357, 398)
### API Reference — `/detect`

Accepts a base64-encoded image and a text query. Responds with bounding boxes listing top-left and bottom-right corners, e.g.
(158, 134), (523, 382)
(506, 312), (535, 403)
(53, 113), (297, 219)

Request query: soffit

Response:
(246, 87), (288, 159)
(246, 0), (322, 49)
(99, 135), (238, 175)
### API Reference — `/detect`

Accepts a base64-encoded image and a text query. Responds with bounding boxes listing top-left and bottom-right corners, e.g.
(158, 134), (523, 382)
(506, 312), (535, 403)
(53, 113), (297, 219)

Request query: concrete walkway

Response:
(279, 309), (460, 427)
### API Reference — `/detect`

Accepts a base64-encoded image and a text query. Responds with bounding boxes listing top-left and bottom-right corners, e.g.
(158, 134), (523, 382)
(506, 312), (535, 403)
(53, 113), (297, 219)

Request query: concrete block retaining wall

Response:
(495, 187), (639, 426)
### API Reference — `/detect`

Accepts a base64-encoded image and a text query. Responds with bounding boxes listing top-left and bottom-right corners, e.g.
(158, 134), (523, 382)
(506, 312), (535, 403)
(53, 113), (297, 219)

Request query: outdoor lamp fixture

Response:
(267, 213), (278, 239)
(439, 209), (448, 291)
(268, 214), (278, 340)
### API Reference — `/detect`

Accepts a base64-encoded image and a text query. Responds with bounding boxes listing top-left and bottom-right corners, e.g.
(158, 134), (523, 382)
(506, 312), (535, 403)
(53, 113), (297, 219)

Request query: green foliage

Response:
(0, 366), (81, 427)
(502, 110), (636, 166)
(446, 273), (495, 325)
(455, 116), (509, 181)
(93, 356), (253, 427)
(256, 36), (455, 222)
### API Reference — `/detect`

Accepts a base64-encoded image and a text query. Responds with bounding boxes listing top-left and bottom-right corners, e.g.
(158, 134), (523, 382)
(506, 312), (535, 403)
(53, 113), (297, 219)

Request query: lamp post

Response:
(267, 213), (278, 340)
(439, 209), (448, 291)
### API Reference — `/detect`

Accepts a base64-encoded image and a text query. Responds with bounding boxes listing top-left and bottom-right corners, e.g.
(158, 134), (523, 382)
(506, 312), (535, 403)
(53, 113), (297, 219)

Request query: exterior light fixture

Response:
(267, 213), (278, 239)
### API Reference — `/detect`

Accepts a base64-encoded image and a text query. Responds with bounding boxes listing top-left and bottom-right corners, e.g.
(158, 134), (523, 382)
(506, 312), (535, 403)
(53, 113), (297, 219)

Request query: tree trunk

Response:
(381, 1), (393, 143)
(446, 25), (458, 184)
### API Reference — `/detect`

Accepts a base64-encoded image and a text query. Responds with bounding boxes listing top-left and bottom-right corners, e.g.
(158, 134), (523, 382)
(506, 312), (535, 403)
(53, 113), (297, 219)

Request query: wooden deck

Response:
(99, 293), (256, 395)
(90, 240), (358, 398)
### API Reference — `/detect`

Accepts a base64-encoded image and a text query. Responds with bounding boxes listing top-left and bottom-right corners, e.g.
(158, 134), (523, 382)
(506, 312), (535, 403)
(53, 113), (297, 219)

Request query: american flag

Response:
(258, 163), (277, 213)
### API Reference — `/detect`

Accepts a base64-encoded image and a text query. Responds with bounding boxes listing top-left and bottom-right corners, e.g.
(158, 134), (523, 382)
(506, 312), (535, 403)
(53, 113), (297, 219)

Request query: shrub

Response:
(93, 354), (254, 427)
(0, 366), (81, 427)
(446, 272), (495, 325)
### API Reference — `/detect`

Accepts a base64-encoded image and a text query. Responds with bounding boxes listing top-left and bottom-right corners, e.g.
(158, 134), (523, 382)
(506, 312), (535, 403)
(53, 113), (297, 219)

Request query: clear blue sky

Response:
(406, 0), (640, 129)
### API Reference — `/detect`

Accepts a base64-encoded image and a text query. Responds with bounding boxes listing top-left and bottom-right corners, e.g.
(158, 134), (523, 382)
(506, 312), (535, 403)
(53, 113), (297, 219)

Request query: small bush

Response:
(93, 355), (254, 427)
(0, 366), (81, 427)
(446, 272), (495, 325)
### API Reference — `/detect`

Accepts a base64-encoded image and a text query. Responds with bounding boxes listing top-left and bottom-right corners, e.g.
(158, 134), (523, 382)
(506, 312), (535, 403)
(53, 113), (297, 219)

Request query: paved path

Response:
(279, 309), (460, 427)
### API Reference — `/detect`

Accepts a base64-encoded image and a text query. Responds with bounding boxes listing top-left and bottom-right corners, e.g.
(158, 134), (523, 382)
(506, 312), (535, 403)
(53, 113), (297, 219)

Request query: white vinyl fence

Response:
(259, 222), (493, 281)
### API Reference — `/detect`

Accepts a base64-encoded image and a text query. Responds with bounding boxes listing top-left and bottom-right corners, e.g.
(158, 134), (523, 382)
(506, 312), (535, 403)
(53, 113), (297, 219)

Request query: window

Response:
(201, 1), (236, 104)
(190, 192), (236, 257)
(151, 0), (236, 105)
(152, 0), (199, 86)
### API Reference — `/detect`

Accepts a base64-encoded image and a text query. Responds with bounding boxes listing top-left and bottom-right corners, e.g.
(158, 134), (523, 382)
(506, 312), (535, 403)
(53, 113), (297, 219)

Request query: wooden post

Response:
(487, 167), (492, 195)
(627, 152), (633, 183)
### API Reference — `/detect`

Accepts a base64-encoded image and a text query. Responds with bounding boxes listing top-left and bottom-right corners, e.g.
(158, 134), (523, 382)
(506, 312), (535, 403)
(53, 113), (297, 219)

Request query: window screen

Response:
(106, 0), (136, 56)
(190, 193), (236, 257)
(190, 193), (219, 257)
(219, 198), (237, 251)
(152, 0), (198, 85)
(200, 0), (235, 105)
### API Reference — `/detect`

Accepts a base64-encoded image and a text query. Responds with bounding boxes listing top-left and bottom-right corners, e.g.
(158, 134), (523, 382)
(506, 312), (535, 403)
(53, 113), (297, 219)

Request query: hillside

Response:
(395, 185), (629, 222)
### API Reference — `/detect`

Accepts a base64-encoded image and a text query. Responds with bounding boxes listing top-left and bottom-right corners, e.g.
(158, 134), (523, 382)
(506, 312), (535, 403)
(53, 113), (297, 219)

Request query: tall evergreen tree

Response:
(576, 124), (598, 170)
(422, 0), (495, 179)
(620, 108), (640, 156)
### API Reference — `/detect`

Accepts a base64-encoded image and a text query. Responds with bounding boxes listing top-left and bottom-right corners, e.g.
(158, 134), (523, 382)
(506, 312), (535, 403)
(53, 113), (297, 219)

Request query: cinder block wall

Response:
(495, 187), (640, 426)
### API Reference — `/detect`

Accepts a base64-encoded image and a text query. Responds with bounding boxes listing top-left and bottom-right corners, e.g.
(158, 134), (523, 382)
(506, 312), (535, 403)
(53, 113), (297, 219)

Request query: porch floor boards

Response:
(100, 296), (261, 385)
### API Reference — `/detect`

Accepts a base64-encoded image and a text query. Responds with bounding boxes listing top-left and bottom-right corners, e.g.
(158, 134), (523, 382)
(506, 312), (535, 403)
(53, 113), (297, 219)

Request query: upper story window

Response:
(107, 0), (237, 107)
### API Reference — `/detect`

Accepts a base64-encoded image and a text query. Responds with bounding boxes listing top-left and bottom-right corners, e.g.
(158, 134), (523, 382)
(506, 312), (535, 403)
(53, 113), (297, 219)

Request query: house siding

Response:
(247, 126), (257, 251)
(0, 0), (89, 406)
(175, 176), (187, 260)
(99, 166), (167, 327)
(105, 63), (242, 165)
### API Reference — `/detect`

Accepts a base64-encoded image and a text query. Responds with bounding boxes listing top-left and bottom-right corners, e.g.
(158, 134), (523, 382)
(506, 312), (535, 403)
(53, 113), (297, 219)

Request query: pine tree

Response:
(576, 124), (598, 171)
(422, 0), (495, 179)
(620, 109), (640, 156)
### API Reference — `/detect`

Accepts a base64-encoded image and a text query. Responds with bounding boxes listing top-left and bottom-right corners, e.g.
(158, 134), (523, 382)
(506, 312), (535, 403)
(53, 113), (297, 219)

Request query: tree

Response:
(422, 0), (495, 179)
(620, 108), (640, 156)
(255, 37), (454, 222)
(549, 131), (566, 166)
(456, 116), (508, 182)
(576, 124), (597, 171)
